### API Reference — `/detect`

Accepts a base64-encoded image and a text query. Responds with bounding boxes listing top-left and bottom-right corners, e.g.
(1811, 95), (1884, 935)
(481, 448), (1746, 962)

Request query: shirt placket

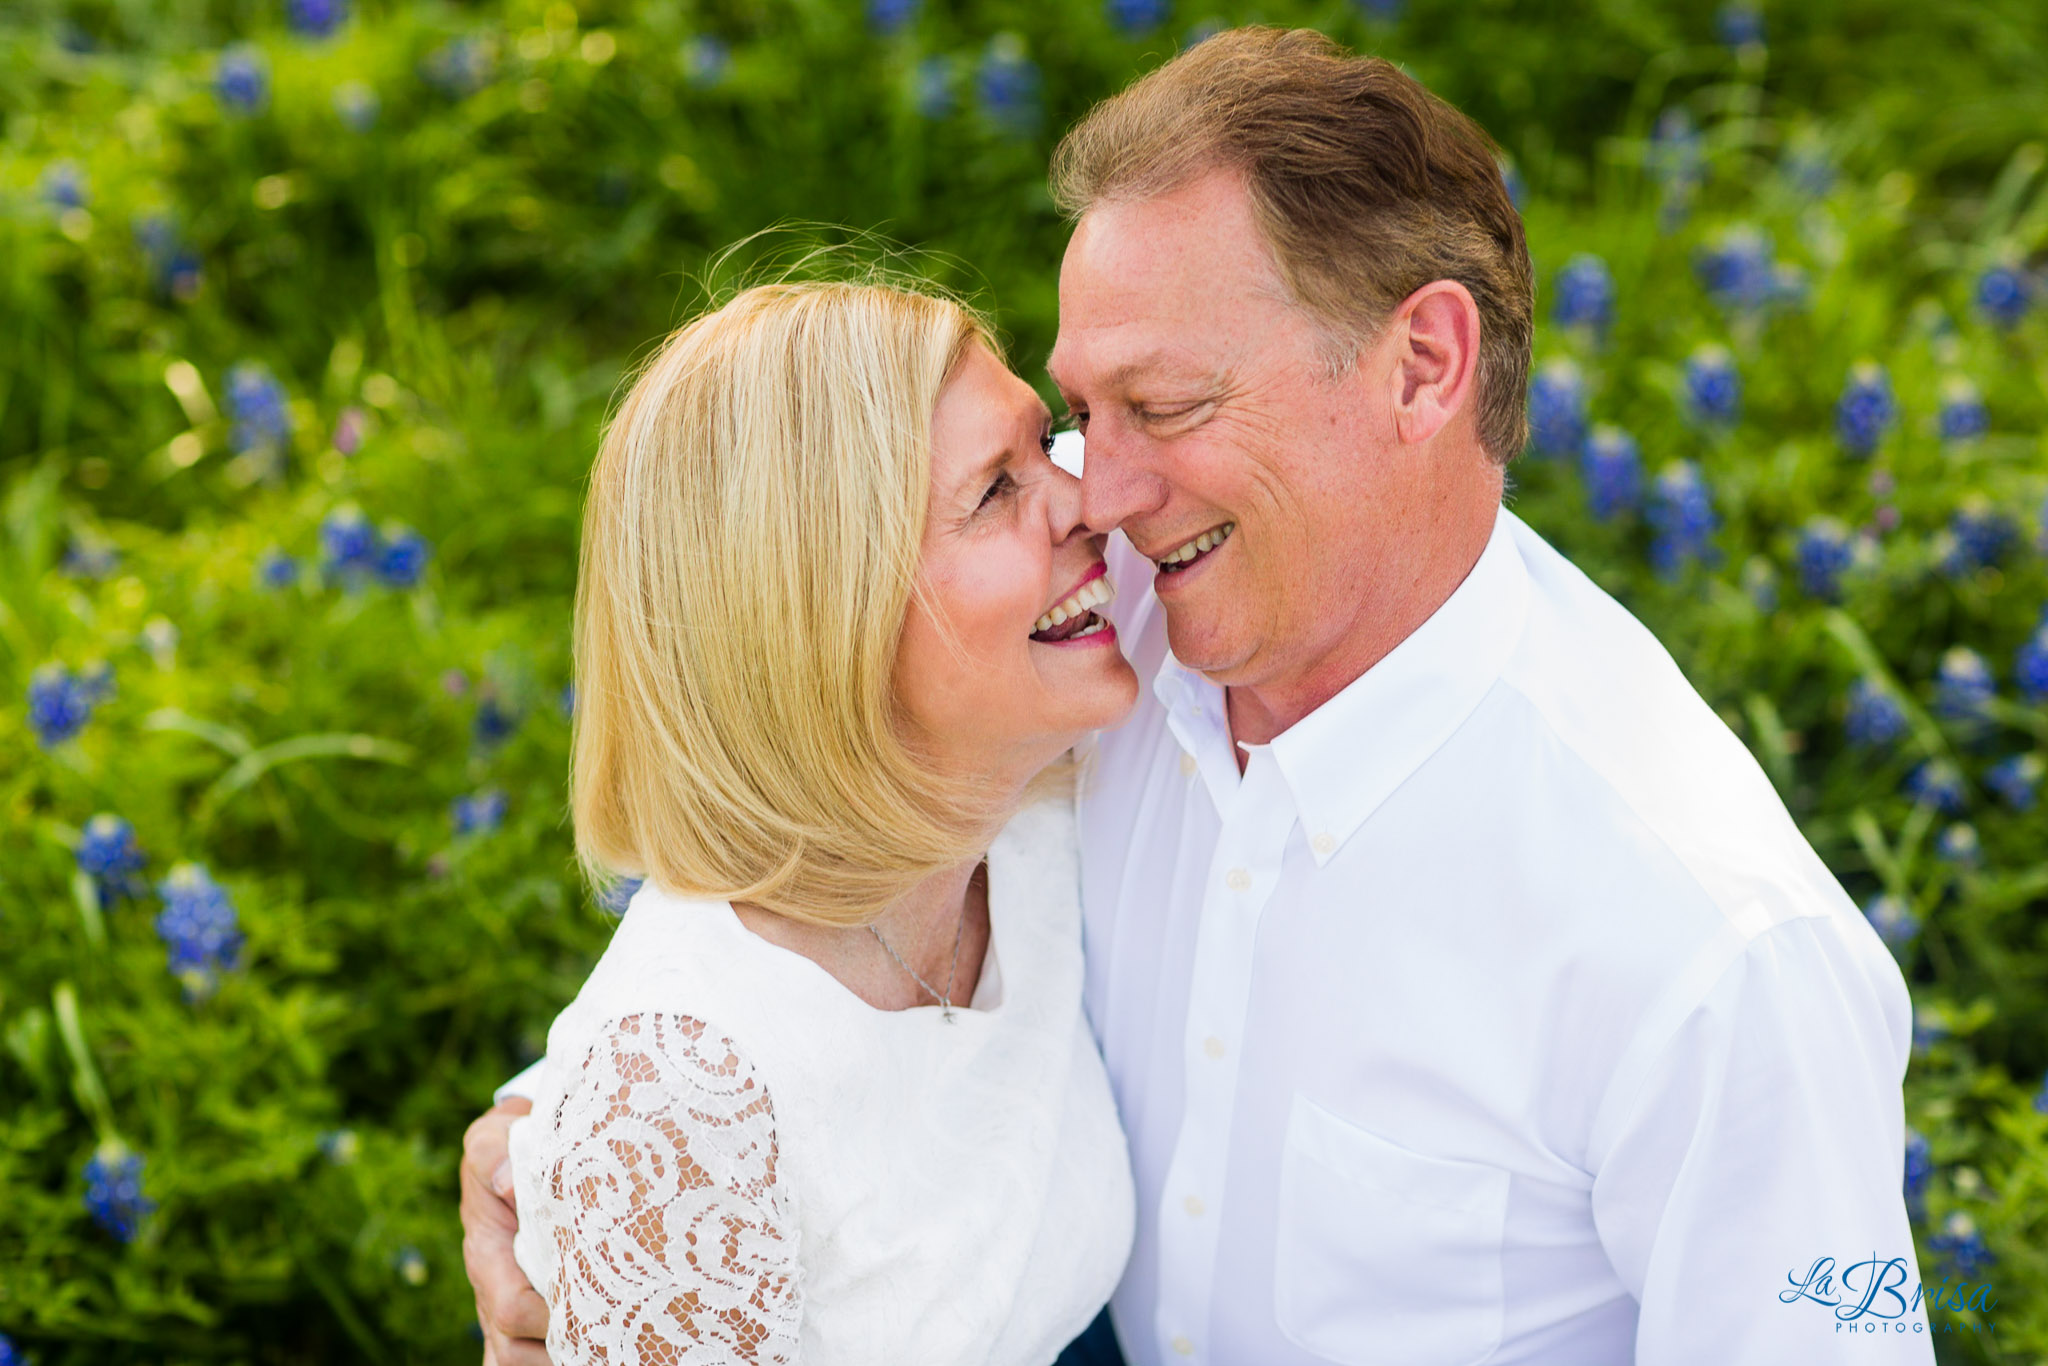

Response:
(1151, 743), (1297, 1364)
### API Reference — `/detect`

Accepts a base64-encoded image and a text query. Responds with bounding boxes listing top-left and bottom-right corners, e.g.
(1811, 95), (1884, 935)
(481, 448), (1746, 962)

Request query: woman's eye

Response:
(979, 471), (1016, 509)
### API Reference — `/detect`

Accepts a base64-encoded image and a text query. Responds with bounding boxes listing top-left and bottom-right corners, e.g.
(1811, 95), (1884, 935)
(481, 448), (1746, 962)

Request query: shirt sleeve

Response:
(534, 1012), (802, 1365)
(1588, 913), (1935, 1364)
(496, 1058), (547, 1106)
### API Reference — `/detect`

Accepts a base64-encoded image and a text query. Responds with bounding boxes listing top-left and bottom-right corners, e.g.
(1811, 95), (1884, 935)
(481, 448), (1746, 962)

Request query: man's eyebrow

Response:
(1043, 350), (1225, 393)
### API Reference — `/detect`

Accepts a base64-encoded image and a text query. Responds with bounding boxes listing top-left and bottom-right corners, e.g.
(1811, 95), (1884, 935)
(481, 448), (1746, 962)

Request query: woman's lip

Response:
(1040, 560), (1108, 617)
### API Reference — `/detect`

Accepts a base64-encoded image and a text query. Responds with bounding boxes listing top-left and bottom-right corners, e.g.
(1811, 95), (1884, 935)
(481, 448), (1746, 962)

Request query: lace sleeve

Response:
(537, 1012), (802, 1365)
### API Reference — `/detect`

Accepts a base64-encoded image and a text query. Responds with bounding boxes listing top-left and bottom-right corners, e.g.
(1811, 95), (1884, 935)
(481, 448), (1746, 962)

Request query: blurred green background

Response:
(3, 0), (2047, 1360)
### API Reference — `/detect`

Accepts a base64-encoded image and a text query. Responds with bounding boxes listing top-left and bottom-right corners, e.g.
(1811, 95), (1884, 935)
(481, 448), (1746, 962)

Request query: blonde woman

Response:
(490, 280), (1138, 1365)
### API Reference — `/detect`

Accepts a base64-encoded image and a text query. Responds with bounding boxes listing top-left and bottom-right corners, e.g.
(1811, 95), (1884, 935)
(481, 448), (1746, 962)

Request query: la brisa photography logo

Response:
(1781, 1247), (1998, 1340)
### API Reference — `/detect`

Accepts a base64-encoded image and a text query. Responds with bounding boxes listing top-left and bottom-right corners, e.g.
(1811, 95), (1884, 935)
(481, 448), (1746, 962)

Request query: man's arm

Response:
(1588, 913), (1932, 1364)
(460, 1098), (551, 1366)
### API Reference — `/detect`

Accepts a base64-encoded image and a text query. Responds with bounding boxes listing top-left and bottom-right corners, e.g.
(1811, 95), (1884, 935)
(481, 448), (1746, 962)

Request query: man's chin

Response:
(1161, 610), (1256, 683)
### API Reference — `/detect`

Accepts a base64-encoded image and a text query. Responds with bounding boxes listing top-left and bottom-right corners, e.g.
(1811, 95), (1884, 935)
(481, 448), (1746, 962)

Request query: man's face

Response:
(1048, 167), (1415, 690)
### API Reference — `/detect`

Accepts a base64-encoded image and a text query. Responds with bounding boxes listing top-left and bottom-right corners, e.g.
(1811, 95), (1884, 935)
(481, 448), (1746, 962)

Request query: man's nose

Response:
(1078, 428), (1166, 536)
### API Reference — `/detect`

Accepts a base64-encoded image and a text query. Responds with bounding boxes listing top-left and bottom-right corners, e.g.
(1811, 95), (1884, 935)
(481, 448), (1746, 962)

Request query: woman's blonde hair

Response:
(571, 278), (1016, 927)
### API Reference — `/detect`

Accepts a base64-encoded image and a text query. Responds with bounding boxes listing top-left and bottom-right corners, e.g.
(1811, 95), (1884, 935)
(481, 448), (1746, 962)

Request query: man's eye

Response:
(979, 471), (1016, 509)
(1138, 402), (1200, 423)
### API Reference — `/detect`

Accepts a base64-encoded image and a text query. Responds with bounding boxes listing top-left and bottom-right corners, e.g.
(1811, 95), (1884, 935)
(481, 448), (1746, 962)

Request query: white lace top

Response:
(507, 795), (1136, 1366)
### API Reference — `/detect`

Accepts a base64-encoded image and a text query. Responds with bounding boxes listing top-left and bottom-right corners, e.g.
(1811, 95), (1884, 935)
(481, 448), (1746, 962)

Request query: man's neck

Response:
(1224, 500), (1499, 768)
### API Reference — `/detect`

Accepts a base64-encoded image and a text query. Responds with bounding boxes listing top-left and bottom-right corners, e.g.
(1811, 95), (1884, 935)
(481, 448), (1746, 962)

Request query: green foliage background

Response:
(2, 0), (2046, 1360)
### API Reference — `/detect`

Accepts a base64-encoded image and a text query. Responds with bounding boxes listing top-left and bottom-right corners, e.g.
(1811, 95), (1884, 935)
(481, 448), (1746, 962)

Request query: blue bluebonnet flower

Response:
(1904, 760), (1967, 815)
(1943, 500), (2016, 576)
(320, 506), (379, 576)
(1935, 822), (1981, 867)
(1934, 647), (1995, 720)
(332, 80), (380, 130)
(83, 1144), (155, 1242)
(1781, 131), (1835, 197)
(1938, 377), (1988, 443)
(559, 682), (577, 717)
(0, 1329), (22, 1366)
(912, 56), (954, 118)
(28, 663), (103, 748)
(77, 814), (147, 901)
(226, 361), (292, 454)
(597, 876), (644, 916)
(682, 36), (729, 88)
(1646, 462), (1717, 576)
(62, 537), (119, 579)
(1525, 359), (1586, 459)
(1794, 517), (1854, 601)
(1862, 893), (1917, 952)
(423, 36), (495, 98)
(1767, 261), (1810, 310)
(1683, 344), (1740, 425)
(977, 35), (1041, 139)
(156, 863), (245, 994)
(1499, 160), (1526, 212)
(1352, 0), (1405, 18)
(1647, 109), (1702, 192)
(333, 406), (368, 455)
(2017, 627), (2048, 702)
(1984, 754), (2042, 811)
(215, 45), (270, 114)
(318, 1128), (360, 1164)
(1579, 426), (1641, 520)
(1844, 678), (1908, 748)
(397, 1246), (429, 1286)
(1903, 1128), (1933, 1222)
(1693, 225), (1774, 312)
(2033, 1069), (2048, 1116)
(287, 0), (347, 38)
(256, 548), (300, 589)
(1550, 255), (1614, 332)
(1107, 0), (1170, 34)
(1835, 362), (1896, 457)
(374, 525), (431, 588)
(134, 213), (204, 303)
(473, 697), (519, 748)
(1740, 557), (1777, 612)
(1912, 1005), (1948, 1052)
(1975, 264), (2033, 329)
(41, 159), (88, 210)
(1929, 1211), (1995, 1278)
(867, 0), (918, 34)
(1715, 2), (1764, 47)
(452, 788), (508, 835)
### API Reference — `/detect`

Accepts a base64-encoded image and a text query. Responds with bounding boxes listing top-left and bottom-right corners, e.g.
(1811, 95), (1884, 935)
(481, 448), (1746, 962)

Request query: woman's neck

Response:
(732, 855), (992, 1012)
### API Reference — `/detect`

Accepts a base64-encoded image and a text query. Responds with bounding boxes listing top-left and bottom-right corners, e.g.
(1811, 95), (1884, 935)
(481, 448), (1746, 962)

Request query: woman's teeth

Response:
(1033, 573), (1115, 635)
(1156, 522), (1236, 571)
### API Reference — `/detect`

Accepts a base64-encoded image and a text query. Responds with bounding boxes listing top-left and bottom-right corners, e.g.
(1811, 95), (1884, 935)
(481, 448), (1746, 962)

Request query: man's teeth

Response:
(1033, 574), (1115, 634)
(1156, 522), (1236, 568)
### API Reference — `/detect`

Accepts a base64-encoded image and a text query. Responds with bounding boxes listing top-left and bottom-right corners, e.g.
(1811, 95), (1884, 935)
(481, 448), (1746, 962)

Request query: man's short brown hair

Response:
(1049, 26), (1534, 465)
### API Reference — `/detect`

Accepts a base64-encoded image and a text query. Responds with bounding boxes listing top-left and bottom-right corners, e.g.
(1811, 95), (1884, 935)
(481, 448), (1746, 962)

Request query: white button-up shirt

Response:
(1078, 505), (1932, 1366)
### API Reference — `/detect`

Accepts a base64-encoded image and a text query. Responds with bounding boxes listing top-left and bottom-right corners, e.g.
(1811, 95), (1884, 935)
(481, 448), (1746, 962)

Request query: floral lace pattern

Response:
(535, 1012), (801, 1365)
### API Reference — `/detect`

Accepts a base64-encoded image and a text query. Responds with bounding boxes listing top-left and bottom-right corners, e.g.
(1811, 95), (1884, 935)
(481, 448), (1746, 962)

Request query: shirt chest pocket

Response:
(1274, 1093), (1510, 1366)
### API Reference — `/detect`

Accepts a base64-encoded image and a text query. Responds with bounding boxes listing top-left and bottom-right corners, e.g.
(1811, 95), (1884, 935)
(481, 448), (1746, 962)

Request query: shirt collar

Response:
(1155, 505), (1532, 863)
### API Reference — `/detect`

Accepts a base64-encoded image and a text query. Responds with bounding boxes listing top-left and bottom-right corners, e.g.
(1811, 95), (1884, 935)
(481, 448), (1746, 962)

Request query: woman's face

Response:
(895, 344), (1140, 783)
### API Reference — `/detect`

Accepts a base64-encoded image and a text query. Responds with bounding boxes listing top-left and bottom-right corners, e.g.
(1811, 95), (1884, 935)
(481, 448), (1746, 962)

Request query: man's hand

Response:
(461, 1098), (551, 1366)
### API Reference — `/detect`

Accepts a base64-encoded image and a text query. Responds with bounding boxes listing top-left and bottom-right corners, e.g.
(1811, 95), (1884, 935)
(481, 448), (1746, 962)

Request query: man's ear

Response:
(1386, 279), (1481, 447)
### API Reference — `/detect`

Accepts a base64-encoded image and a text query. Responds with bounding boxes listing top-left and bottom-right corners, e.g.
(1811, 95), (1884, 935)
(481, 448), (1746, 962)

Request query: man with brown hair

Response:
(462, 25), (1928, 1366)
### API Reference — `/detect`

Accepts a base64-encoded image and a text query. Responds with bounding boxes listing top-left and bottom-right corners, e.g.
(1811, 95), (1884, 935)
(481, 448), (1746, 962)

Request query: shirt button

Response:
(1312, 832), (1336, 855)
(1171, 1335), (1195, 1357)
(1225, 867), (1251, 892)
(1203, 1035), (1226, 1059)
(1180, 752), (1198, 777)
(1184, 1194), (1205, 1217)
